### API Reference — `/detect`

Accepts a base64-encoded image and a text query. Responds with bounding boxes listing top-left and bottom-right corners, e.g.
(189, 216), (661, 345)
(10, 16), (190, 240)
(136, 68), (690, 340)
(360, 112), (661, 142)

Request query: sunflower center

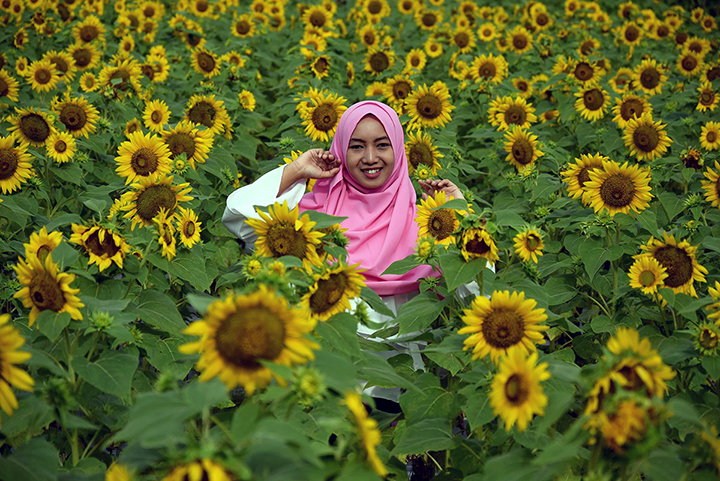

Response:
(0, 77), (7, 98)
(19, 113), (51, 143)
(197, 52), (215, 73)
(187, 101), (216, 129)
(632, 125), (659, 152)
(427, 209), (456, 240)
(653, 245), (693, 288)
(422, 12), (437, 27)
(50, 57), (68, 74)
(576, 167), (594, 188)
(408, 143), (433, 169)
(516, 80), (529, 92)
(583, 88), (604, 110)
(35, 68), (52, 84)
(599, 174), (635, 208)
(700, 91), (714, 106)
(707, 66), (720, 82)
(79, 25), (99, 43)
(136, 185), (177, 222)
(620, 98), (645, 120)
(478, 61), (496, 79)
(131, 148), (159, 176)
(640, 68), (660, 89)
(624, 25), (639, 41)
(314, 57), (328, 74)
(369, 51), (389, 73)
(393, 81), (411, 99)
(167, 132), (196, 159)
(411, 55), (421, 67)
(310, 272), (348, 314)
(266, 221), (308, 258)
(0, 149), (18, 180)
(536, 13), (549, 26)
(86, 229), (120, 258)
(55, 140), (67, 153)
(309, 11), (326, 27)
(708, 131), (718, 143)
(183, 220), (196, 237)
(215, 307), (286, 369)
(511, 138), (533, 165)
(504, 373), (530, 405)
(29, 271), (66, 313)
(526, 234), (541, 251)
(700, 329), (718, 349)
(59, 105), (87, 132)
(580, 40), (595, 55)
(368, 0), (382, 14)
(417, 94), (442, 120)
(151, 110), (163, 123)
(512, 34), (528, 50)
(109, 69), (131, 91)
(657, 25), (669, 37)
(311, 103), (339, 132)
(465, 233), (491, 256)
(482, 28), (492, 38)
(72, 48), (92, 68)
(682, 55), (697, 72)
(196, 0), (208, 12)
(482, 308), (525, 348)
(455, 31), (470, 48)
(363, 30), (376, 45)
(235, 20), (251, 35)
(639, 270), (656, 287)
(504, 106), (527, 126)
(574, 62), (593, 81)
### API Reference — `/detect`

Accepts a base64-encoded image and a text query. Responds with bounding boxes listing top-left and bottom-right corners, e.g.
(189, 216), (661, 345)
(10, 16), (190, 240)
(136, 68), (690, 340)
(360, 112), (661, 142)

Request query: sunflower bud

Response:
(684, 193), (703, 208)
(415, 236), (437, 263)
(293, 367), (327, 407)
(44, 378), (75, 411)
(88, 310), (114, 333)
(155, 371), (178, 392)
(279, 136), (295, 150)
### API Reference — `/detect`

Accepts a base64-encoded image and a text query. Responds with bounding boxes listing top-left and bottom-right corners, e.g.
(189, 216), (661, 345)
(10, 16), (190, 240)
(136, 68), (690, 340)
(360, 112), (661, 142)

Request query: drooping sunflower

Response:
(50, 94), (99, 139)
(406, 81), (455, 130)
(120, 174), (193, 230)
(13, 254), (84, 326)
(245, 201), (325, 269)
(0, 135), (34, 194)
(634, 232), (708, 297)
(300, 261), (365, 321)
(405, 129), (442, 175)
(179, 285), (318, 394)
(154, 208), (177, 260)
(507, 25), (533, 54)
(162, 459), (235, 481)
(142, 99), (171, 133)
(513, 228), (545, 263)
(176, 206), (201, 249)
(415, 191), (463, 245)
(469, 53), (508, 85)
(574, 86), (610, 121)
(7, 107), (55, 147)
(633, 58), (668, 96)
(162, 120), (214, 170)
(677, 50), (704, 77)
(584, 160), (653, 216)
(343, 391), (388, 477)
(459, 290), (549, 363)
(700, 121), (720, 151)
(115, 130), (173, 184)
(184, 94), (232, 137)
(97, 58), (143, 97)
(384, 74), (414, 105)
(503, 126), (543, 172)
(0, 313), (35, 427)
(45, 131), (76, 164)
(488, 96), (537, 131)
(69, 223), (131, 271)
(612, 93), (652, 129)
(609, 67), (634, 94)
(697, 82), (719, 112)
(72, 14), (105, 44)
(622, 113), (672, 161)
(458, 227), (499, 265)
(702, 160), (720, 209)
(191, 48), (221, 78)
(628, 256), (667, 295)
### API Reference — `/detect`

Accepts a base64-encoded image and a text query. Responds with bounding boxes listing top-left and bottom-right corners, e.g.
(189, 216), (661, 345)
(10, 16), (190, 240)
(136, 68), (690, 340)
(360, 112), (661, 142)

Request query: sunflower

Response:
(142, 99), (171, 133)
(469, 53), (508, 85)
(299, 91), (347, 143)
(23, 226), (62, 263)
(415, 191), (463, 246)
(141, 54), (170, 83)
(477, 22), (497, 42)
(115, 130), (172, 184)
(7, 107), (55, 147)
(310, 55), (331, 79)
(124, 119), (143, 137)
(300, 262), (366, 321)
(697, 82), (718, 112)
(488, 96), (537, 131)
(584, 160), (653, 216)
(609, 67), (634, 94)
(154, 208), (177, 260)
(379, 74), (412, 106)
(50, 94), (99, 139)
(42, 50), (77, 82)
(694, 323), (720, 356)
(13, 254), (84, 326)
(176, 206), (201, 249)
(618, 21), (643, 47)
(634, 232), (708, 297)
(424, 39), (443, 58)
(577, 37), (600, 57)
(98, 58), (143, 98)
(0, 70), (20, 105)
(623, 113), (672, 161)
(67, 43), (102, 71)
(302, 5), (333, 30)
(415, 7), (442, 30)
(0, 313), (35, 428)
(569, 60), (604, 86)
(633, 58), (667, 96)
(162, 459), (235, 481)
(702, 160), (720, 209)
(701, 15), (716, 33)
(245, 201), (325, 269)
(190, 48), (220, 79)
(406, 81), (455, 129)
(363, 47), (394, 76)
(0, 135), (34, 194)
(676, 50), (704, 77)
(26, 59), (60, 94)
(707, 281), (720, 322)
(343, 391), (388, 477)
(72, 14), (105, 44)
(358, 24), (379, 49)
(45, 131), (76, 164)
(507, 25), (533, 54)
(514, 228), (544, 263)
(184, 94), (232, 137)
(612, 93), (652, 129)
(405, 130), (442, 175)
(79, 72), (98, 92)
(459, 290), (548, 363)
(458, 227), (499, 265)
(404, 48), (427, 73)
(120, 174), (193, 230)
(628, 256), (667, 295)
(512, 77), (533, 99)
(700, 121), (720, 151)
(452, 26), (476, 54)
(69, 223), (131, 271)
(503, 126), (543, 172)
(702, 61), (720, 84)
(365, 81), (386, 97)
(179, 285), (318, 394)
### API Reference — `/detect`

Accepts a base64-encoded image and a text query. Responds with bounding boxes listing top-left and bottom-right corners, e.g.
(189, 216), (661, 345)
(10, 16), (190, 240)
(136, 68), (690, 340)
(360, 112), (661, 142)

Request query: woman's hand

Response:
(419, 179), (465, 201)
(293, 149), (340, 180)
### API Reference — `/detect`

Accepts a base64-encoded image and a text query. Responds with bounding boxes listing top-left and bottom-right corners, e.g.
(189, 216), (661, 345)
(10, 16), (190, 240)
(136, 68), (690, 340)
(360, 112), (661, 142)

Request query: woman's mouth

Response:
(362, 167), (382, 178)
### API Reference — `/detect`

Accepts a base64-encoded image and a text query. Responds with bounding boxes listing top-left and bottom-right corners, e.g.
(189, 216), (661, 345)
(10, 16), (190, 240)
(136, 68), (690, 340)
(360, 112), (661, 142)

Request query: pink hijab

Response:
(298, 100), (437, 296)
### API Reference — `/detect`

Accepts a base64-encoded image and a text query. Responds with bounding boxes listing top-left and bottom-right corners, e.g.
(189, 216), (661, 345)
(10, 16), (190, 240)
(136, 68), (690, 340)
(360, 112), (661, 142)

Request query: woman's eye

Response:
(349, 145), (363, 150)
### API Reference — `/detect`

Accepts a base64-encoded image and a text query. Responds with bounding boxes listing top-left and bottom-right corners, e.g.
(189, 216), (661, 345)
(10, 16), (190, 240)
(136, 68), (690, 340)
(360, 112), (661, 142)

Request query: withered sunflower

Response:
(633, 58), (667, 96)
(300, 91), (347, 143)
(142, 99), (171, 133)
(184, 94), (232, 137)
(628, 256), (667, 296)
(191, 48), (221, 78)
(622, 113), (672, 161)
(700, 121), (720, 151)
(120, 174), (193, 230)
(697, 82), (718, 112)
(45, 131), (76, 164)
(115, 131), (173, 184)
(458, 227), (499, 265)
(503, 126), (543, 172)
(0, 135), (34, 194)
(301, 261), (366, 321)
(612, 93), (652, 129)
(7, 107), (55, 147)
(415, 191), (463, 245)
(561, 153), (608, 205)
(574, 86), (610, 121)
(179, 285), (319, 394)
(50, 94), (99, 139)
(406, 81), (455, 130)
(513, 228), (545, 263)
(70, 223), (131, 271)
(701, 160), (720, 210)
(405, 130), (442, 175)
(469, 53), (508, 85)
(488, 95), (537, 131)
(176, 206), (201, 249)
(459, 290), (549, 363)
(584, 160), (653, 216)
(162, 120), (214, 170)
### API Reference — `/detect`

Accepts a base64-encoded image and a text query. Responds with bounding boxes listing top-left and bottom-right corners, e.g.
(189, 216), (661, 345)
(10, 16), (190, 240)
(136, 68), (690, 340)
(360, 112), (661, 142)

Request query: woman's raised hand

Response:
(294, 148), (340, 180)
(419, 179), (465, 201)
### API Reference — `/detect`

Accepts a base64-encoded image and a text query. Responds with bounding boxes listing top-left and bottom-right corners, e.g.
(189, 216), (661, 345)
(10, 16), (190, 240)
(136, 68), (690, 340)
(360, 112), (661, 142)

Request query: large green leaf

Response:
(355, 353), (417, 392)
(395, 291), (450, 334)
(35, 311), (71, 343)
(315, 312), (362, 358)
(166, 251), (213, 292)
(438, 252), (486, 291)
(399, 373), (462, 425)
(130, 289), (187, 334)
(141, 335), (193, 378)
(72, 349), (139, 399)
(0, 437), (59, 481)
(462, 389), (495, 431)
(391, 418), (459, 455)
(360, 287), (395, 318)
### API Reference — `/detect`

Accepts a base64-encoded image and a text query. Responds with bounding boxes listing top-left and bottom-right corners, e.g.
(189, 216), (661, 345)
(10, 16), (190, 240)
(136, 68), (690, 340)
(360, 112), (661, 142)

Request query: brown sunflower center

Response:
(422, 12), (437, 27)
(363, 30), (376, 45)
(512, 33), (528, 50)
(707, 66), (720, 82)
(136, 185), (177, 221)
(215, 307), (286, 369)
(140, 64), (155, 80)
(427, 209), (456, 240)
(583, 88), (604, 110)
(416, 94), (442, 120)
(536, 13), (549, 26)
(29, 271), (66, 313)
(369, 51), (389, 73)
(632, 125), (660, 152)
(511, 138), (534, 165)
(574, 62), (593, 81)
(408, 142), (433, 169)
(478, 61), (496, 79)
(700, 328), (718, 349)
(464, 232), (491, 256)
(392, 81), (412, 99)
(195, 0), (208, 12)
(681, 55), (698, 72)
(599, 174), (635, 208)
(86, 229), (120, 258)
(60, 105), (88, 133)
(54, 140), (67, 153)
(131, 148), (159, 176)
(615, 73), (630, 87)
(309, 10), (326, 27)
(401, 0), (413, 11)
(640, 67), (660, 89)
(525, 234), (541, 250)
(0, 77), (8, 98)
(482, 28), (492, 38)
(196, 52), (215, 73)
(580, 40), (595, 55)
(0, 148), (18, 180)
(368, 0), (382, 14)
(266, 221), (308, 258)
(703, 18), (713, 28)
(674, 31), (688, 45)
(482, 308), (525, 348)
(656, 25), (669, 37)
(504, 106), (527, 126)
(310, 272), (348, 314)
(235, 20), (251, 35)
(707, 131), (718, 143)
(653, 246), (693, 288)
(19, 113), (51, 143)
(576, 166), (596, 188)
(639, 270), (656, 287)
(311, 103), (338, 132)
(516, 80), (529, 92)
(109, 68), (132, 91)
(314, 57), (328, 74)
(143, 5), (155, 17)
(187, 101), (217, 129)
(151, 110), (163, 123)
(72, 48), (92, 68)
(504, 373), (530, 405)
(620, 98), (645, 120)
(183, 220), (196, 237)
(700, 91), (714, 106)
(166, 132), (196, 160)
(79, 25), (99, 43)
(49, 57), (68, 74)
(624, 25), (639, 42)
(37, 68), (56, 87)
(455, 31), (470, 48)
(411, 55), (421, 67)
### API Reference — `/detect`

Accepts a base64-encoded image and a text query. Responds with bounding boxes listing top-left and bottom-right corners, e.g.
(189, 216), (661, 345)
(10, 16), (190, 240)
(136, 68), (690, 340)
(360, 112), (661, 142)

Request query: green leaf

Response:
(601, 127), (624, 155)
(355, 353), (417, 392)
(495, 210), (526, 227)
(50, 241), (78, 270)
(130, 289), (187, 334)
(183, 378), (228, 411)
(0, 396), (54, 439)
(360, 286), (395, 318)
(395, 291), (450, 334)
(433, 198), (468, 211)
(438, 253), (486, 291)
(399, 373), (461, 424)
(703, 356), (720, 379)
(72, 349), (138, 399)
(313, 350), (359, 393)
(141, 335), (193, 379)
(315, 312), (362, 358)
(167, 251), (212, 292)
(576, 121), (597, 151)
(657, 192), (684, 223)
(382, 253), (420, 276)
(0, 437), (59, 481)
(703, 236), (720, 255)
(590, 315), (613, 333)
(230, 402), (260, 443)
(45, 213), (84, 231)
(640, 446), (684, 481)
(636, 209), (659, 236)
(392, 418), (459, 455)
(35, 311), (71, 342)
(462, 389), (495, 431)
(185, 293), (216, 316)
(304, 209), (347, 229)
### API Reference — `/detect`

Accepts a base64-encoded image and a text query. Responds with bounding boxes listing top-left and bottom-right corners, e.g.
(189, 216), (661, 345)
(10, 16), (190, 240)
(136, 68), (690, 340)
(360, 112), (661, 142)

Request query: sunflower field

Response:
(1, 0), (720, 479)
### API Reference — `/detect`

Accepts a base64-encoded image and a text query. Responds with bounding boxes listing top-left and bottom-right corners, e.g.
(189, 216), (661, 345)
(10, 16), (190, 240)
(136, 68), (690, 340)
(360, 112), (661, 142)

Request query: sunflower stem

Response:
(476, 269), (484, 296)
(209, 414), (234, 443)
(655, 295), (669, 337)
(425, 452), (443, 471)
(124, 237), (156, 299)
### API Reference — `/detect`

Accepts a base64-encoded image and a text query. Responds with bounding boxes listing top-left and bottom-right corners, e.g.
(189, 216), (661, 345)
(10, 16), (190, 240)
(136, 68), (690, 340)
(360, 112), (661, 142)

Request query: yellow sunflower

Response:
(405, 130), (442, 175)
(115, 130), (172, 184)
(0, 135), (34, 194)
(700, 121), (720, 151)
(633, 58), (668, 96)
(364, 47), (395, 76)
(0, 70), (20, 105)
(622, 113), (672, 161)
(310, 55), (331, 80)
(459, 290), (549, 363)
(503, 126), (543, 172)
(612, 93), (652, 129)
(574, 86), (610, 121)
(162, 459), (234, 481)
(489, 346), (550, 432)
(124, 119), (143, 137)
(69, 223), (131, 271)
(424, 39), (443, 58)
(142, 99), (171, 133)
(512, 77), (533, 99)
(184, 94), (232, 137)
(79, 72), (98, 92)
(584, 160), (653, 216)
(13, 254), (84, 326)
(176, 206), (201, 249)
(507, 25), (533, 54)
(238, 90), (256, 112)
(398, 0), (417, 15)
(98, 58), (143, 98)
(120, 174), (193, 230)
(302, 5), (333, 31)
(23, 226), (62, 262)
(179, 285), (318, 394)
(45, 131), (76, 164)
(577, 37), (600, 57)
(477, 22), (497, 42)
(26, 59), (60, 93)
(384, 74), (414, 105)
(677, 50), (704, 77)
(343, 391), (388, 477)
(51, 93), (99, 138)
(300, 261), (366, 321)
(569, 59), (604, 86)
(513, 228), (544, 263)
(701, 61), (720, 84)
(634, 232), (708, 297)
(191, 48), (220, 79)
(72, 14), (105, 44)
(415, 191), (463, 245)
(358, 24), (380, 49)
(404, 48), (427, 73)
(609, 67), (634, 94)
(452, 26), (476, 53)
(406, 81), (455, 129)
(618, 21), (643, 47)
(161, 120), (214, 171)
(469, 53), (508, 85)
(707, 281), (720, 323)
(154, 208), (177, 260)
(415, 7), (443, 30)
(7, 107), (56, 147)
(67, 43), (102, 71)
(458, 227), (499, 265)
(245, 201), (325, 270)
(299, 91), (347, 143)
(702, 160), (720, 209)
(697, 82), (719, 112)
(628, 256), (667, 295)
(488, 96), (537, 131)
(0, 313), (35, 428)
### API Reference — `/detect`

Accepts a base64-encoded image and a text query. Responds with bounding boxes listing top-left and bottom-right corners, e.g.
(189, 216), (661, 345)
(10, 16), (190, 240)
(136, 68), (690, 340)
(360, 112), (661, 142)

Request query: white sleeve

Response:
(222, 165), (307, 253)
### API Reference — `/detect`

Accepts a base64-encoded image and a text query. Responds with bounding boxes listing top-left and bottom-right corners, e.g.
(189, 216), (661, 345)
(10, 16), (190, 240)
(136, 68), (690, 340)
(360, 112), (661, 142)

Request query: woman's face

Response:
(346, 116), (395, 189)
